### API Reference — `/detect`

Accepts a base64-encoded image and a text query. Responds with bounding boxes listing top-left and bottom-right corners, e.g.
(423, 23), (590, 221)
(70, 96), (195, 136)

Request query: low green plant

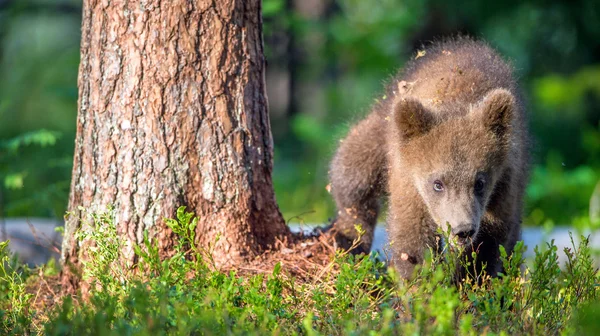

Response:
(0, 207), (599, 335)
(0, 241), (32, 335)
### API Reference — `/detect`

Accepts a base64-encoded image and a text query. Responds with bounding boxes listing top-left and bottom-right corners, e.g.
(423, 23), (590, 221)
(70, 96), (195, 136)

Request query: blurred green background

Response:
(0, 0), (599, 228)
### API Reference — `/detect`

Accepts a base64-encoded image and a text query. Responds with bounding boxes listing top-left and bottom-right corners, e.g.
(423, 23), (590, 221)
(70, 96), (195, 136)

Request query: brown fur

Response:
(328, 37), (529, 278)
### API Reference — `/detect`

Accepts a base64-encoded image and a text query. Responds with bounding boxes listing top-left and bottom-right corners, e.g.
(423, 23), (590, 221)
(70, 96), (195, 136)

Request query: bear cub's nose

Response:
(452, 226), (476, 240)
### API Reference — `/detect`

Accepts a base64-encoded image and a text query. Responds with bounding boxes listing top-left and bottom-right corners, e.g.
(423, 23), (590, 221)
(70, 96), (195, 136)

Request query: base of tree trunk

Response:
(59, 225), (349, 295)
(39, 229), (352, 322)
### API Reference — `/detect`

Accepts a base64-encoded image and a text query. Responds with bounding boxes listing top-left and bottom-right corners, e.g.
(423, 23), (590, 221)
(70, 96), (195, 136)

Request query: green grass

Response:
(1, 207), (599, 335)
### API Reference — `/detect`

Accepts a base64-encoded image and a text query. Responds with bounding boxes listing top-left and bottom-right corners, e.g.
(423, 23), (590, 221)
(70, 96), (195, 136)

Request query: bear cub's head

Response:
(392, 88), (515, 245)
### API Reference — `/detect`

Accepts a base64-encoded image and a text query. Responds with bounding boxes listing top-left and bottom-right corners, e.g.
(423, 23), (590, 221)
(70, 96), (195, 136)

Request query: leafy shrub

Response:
(0, 208), (599, 335)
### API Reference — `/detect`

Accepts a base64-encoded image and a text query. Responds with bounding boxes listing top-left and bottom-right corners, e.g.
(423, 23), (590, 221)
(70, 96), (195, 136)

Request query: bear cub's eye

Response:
(474, 179), (485, 193)
(433, 180), (444, 192)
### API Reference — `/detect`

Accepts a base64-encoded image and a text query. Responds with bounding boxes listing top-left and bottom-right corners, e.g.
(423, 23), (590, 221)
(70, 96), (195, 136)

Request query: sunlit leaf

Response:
(263, 0), (284, 17)
(1, 129), (61, 152)
(4, 172), (25, 189)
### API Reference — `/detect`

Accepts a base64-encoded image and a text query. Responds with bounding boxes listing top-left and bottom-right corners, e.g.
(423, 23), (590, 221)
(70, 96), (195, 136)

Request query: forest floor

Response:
(2, 213), (600, 335)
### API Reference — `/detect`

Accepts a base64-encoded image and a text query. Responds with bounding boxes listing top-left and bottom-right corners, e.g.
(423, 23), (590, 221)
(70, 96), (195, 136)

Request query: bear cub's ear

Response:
(475, 88), (515, 139)
(393, 98), (435, 141)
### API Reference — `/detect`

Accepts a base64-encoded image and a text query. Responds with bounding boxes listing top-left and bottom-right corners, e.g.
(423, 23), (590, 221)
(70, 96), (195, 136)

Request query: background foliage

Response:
(0, 0), (598, 226)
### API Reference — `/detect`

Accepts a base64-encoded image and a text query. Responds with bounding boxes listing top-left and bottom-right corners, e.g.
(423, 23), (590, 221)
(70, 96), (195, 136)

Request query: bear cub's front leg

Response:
(328, 112), (388, 253)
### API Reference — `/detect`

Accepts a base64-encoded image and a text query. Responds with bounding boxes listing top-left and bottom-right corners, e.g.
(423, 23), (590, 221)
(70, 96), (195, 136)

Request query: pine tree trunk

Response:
(62, 0), (289, 288)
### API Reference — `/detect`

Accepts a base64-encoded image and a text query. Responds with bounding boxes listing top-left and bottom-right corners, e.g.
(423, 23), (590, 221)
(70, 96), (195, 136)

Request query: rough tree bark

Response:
(62, 0), (290, 287)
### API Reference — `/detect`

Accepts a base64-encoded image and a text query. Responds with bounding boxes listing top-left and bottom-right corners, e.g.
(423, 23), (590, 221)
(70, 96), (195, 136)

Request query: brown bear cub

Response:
(328, 37), (529, 279)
